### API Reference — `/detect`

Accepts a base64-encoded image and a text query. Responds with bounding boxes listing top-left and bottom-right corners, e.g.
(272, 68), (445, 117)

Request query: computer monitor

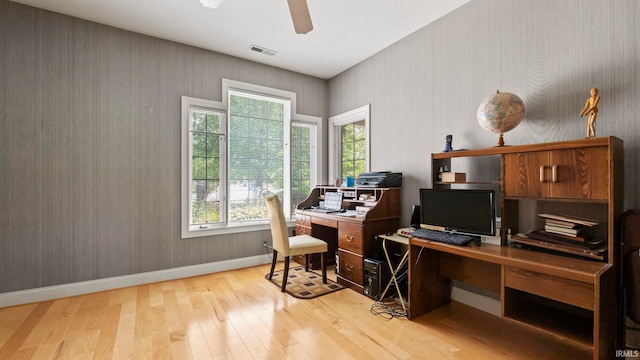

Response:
(419, 188), (496, 236)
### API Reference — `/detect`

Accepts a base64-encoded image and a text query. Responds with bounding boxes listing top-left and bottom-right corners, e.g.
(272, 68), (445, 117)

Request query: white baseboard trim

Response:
(0, 254), (272, 308)
(451, 285), (501, 317)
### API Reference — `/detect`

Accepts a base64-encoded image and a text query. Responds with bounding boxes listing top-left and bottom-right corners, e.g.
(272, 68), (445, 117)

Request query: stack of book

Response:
(511, 213), (607, 261)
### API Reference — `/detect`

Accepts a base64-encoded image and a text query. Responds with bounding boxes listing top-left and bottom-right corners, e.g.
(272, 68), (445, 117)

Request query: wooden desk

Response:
(424, 137), (623, 359)
(409, 237), (617, 359)
(295, 186), (401, 293)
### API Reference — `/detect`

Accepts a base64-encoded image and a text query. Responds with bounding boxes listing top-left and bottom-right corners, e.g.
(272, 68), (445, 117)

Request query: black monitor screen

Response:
(419, 188), (496, 236)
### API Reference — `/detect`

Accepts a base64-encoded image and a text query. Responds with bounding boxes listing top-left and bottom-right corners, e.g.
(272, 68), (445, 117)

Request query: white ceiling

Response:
(10, 0), (470, 79)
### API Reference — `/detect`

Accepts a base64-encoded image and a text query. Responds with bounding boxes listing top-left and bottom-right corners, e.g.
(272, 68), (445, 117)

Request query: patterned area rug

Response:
(265, 266), (345, 299)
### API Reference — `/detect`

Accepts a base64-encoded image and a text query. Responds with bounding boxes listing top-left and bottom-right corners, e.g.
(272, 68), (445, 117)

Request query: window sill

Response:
(181, 219), (296, 239)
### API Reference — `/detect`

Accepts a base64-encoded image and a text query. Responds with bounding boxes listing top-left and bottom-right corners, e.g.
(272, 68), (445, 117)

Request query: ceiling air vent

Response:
(249, 45), (277, 56)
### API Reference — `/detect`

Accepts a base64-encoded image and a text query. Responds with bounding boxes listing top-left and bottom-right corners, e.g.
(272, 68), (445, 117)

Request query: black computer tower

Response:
(364, 258), (386, 300)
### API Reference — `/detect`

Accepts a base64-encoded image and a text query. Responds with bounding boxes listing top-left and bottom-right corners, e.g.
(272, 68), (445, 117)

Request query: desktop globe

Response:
(476, 90), (525, 147)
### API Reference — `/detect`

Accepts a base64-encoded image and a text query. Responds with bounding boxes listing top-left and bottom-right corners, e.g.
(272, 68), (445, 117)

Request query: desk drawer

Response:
(338, 250), (363, 285)
(338, 222), (364, 254)
(504, 267), (594, 310)
(295, 215), (311, 235)
(311, 216), (338, 228)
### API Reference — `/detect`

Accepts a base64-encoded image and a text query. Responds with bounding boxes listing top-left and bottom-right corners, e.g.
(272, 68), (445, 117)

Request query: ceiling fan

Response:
(198, 0), (313, 34)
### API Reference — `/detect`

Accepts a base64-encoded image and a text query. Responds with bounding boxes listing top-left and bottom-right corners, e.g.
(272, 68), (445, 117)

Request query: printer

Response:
(356, 172), (402, 188)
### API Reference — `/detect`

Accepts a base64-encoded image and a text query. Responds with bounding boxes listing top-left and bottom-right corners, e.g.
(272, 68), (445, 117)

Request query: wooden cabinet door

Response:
(505, 147), (608, 200)
(549, 147), (608, 200)
(504, 151), (551, 198)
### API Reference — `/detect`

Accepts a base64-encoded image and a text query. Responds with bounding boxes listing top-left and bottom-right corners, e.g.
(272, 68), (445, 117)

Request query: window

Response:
(340, 120), (366, 180)
(329, 105), (370, 184)
(181, 80), (320, 238)
(190, 106), (226, 226)
(291, 122), (315, 214)
(228, 90), (290, 222)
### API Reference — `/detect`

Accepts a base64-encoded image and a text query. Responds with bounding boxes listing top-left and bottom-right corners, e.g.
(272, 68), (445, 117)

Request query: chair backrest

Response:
(264, 194), (291, 256)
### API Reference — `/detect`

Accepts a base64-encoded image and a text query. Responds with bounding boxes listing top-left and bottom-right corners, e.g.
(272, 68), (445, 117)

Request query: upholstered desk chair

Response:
(264, 194), (328, 292)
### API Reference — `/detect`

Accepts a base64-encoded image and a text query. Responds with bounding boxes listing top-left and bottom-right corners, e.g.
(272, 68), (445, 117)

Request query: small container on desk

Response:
(441, 172), (466, 182)
(355, 206), (371, 219)
(346, 176), (355, 187)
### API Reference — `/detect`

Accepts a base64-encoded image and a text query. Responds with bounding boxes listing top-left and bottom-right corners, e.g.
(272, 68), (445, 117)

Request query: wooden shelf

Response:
(432, 136), (617, 159)
(435, 180), (500, 186)
(504, 288), (594, 351)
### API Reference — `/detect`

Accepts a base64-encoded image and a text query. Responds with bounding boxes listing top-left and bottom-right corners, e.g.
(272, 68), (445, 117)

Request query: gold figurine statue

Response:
(580, 88), (600, 138)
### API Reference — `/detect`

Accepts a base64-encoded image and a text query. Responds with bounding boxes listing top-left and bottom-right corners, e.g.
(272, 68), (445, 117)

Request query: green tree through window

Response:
(341, 120), (366, 180)
(291, 125), (312, 213)
(190, 109), (223, 225)
(228, 93), (286, 221)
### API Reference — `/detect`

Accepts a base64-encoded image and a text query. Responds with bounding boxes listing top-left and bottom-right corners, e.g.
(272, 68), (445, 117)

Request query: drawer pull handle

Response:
(345, 235), (354, 242)
(539, 166), (546, 183)
(344, 264), (353, 272)
(551, 165), (558, 183)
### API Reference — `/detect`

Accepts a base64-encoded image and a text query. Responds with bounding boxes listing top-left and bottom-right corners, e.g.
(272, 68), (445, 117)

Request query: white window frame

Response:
(181, 96), (228, 238)
(181, 80), (322, 238)
(328, 104), (370, 183)
(293, 114), (322, 189)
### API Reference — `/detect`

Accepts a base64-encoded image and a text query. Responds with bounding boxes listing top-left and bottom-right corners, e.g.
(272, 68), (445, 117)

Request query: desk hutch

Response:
(409, 136), (623, 359)
(295, 186), (401, 293)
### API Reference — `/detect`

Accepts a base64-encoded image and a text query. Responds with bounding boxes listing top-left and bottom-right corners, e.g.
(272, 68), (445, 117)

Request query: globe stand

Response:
(497, 132), (505, 147)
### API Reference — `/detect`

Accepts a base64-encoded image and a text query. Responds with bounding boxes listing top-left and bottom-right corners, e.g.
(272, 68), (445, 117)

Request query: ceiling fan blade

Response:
(287, 0), (313, 34)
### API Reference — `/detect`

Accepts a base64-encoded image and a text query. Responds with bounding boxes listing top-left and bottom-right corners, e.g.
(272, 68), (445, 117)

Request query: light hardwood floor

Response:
(0, 263), (589, 359)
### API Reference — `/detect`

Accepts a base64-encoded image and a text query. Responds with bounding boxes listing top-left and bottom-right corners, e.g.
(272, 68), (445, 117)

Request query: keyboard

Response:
(410, 228), (475, 246)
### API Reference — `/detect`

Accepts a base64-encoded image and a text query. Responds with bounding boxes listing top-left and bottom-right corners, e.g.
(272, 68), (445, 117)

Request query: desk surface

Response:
(378, 233), (409, 246)
(410, 237), (609, 284)
(297, 208), (400, 225)
(297, 209), (360, 223)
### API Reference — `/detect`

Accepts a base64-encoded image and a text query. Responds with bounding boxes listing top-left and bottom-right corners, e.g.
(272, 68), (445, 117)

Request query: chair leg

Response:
(268, 249), (278, 280)
(321, 252), (327, 284)
(305, 254), (309, 272)
(281, 256), (290, 292)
